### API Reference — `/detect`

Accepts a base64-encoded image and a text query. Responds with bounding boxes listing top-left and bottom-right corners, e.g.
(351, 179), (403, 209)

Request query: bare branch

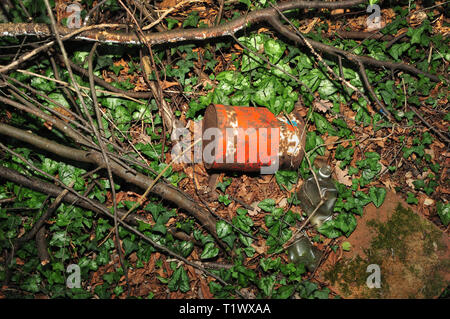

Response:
(0, 123), (222, 248)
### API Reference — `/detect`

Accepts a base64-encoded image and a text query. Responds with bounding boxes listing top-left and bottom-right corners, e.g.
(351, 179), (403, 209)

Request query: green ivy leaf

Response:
(200, 242), (219, 259)
(313, 288), (330, 299)
(342, 241), (351, 251)
(239, 0), (251, 7)
(168, 266), (190, 292)
(222, 233), (236, 248)
(122, 237), (138, 255)
(252, 77), (277, 109)
(178, 241), (194, 258)
(406, 192), (418, 205)
(305, 131), (325, 154)
(388, 42), (411, 60)
(313, 112), (331, 134)
(369, 187), (386, 208)
(407, 25), (425, 45)
(238, 233), (253, 247)
(218, 194), (232, 206)
(273, 285), (295, 299)
(216, 177), (232, 193)
(182, 11), (199, 28)
(318, 213), (357, 238)
(258, 198), (276, 212)
(258, 275), (276, 297)
(110, 64), (123, 76)
(166, 17), (179, 30)
(264, 39), (286, 64)
(232, 211), (253, 232)
(317, 220), (341, 238)
(318, 79), (338, 98)
(49, 231), (70, 248)
(275, 170), (298, 190)
(21, 274), (41, 293)
(216, 220), (233, 239)
(436, 201), (450, 226)
(334, 213), (357, 237)
(152, 223), (167, 235)
(260, 257), (281, 272)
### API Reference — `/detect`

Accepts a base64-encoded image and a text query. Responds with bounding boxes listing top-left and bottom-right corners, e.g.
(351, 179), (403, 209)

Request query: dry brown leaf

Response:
(406, 178), (415, 188)
(161, 80), (179, 90)
(314, 99), (333, 113)
(257, 27), (270, 33)
(16, 257), (25, 266)
(54, 106), (75, 122)
(324, 135), (340, 150)
(409, 11), (427, 26)
(251, 240), (268, 255)
(248, 205), (260, 217)
(331, 9), (344, 15)
(375, 139), (385, 148)
(159, 0), (178, 9)
(251, 243), (266, 255)
(334, 161), (352, 186)
(257, 175), (272, 184)
(297, 107), (308, 117)
(278, 197), (288, 208)
(424, 148), (435, 159)
(382, 179), (396, 191)
(200, 280), (213, 299)
(304, 17), (320, 33)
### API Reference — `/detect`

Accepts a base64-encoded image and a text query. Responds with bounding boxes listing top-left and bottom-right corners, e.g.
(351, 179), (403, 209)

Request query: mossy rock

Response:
(318, 191), (449, 299)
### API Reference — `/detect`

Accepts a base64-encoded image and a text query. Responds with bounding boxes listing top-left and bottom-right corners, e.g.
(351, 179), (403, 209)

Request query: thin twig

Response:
(15, 68), (146, 103)
(0, 23), (124, 73)
(409, 105), (450, 145)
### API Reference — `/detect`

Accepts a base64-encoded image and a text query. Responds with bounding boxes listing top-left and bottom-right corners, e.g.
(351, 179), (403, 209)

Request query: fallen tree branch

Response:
(335, 30), (408, 44)
(0, 165), (142, 225)
(3, 183), (69, 283)
(35, 226), (50, 266)
(265, 16), (441, 82)
(0, 1), (364, 45)
(271, 3), (393, 119)
(357, 60), (391, 118)
(0, 164), (196, 244)
(0, 164), (241, 297)
(409, 105), (450, 145)
(0, 23), (124, 74)
(0, 94), (90, 147)
(0, 0), (441, 82)
(0, 123), (223, 250)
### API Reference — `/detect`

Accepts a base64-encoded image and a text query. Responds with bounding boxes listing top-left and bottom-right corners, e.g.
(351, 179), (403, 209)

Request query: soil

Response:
(318, 191), (450, 298)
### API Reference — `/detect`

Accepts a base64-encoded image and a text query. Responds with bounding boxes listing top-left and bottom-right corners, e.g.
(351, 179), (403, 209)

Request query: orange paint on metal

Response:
(202, 104), (306, 172)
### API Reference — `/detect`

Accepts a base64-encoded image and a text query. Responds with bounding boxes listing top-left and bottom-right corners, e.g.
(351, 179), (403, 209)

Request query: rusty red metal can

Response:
(202, 104), (306, 173)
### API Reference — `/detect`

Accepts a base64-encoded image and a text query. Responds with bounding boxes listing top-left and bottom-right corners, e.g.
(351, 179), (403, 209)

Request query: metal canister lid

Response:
(318, 165), (332, 178)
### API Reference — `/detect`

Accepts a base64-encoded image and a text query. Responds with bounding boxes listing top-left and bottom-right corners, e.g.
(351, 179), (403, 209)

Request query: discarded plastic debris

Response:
(297, 165), (338, 228)
(201, 104), (306, 174)
(287, 236), (322, 272)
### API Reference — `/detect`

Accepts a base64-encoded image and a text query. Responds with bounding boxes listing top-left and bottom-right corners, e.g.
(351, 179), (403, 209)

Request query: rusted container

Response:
(202, 104), (306, 173)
